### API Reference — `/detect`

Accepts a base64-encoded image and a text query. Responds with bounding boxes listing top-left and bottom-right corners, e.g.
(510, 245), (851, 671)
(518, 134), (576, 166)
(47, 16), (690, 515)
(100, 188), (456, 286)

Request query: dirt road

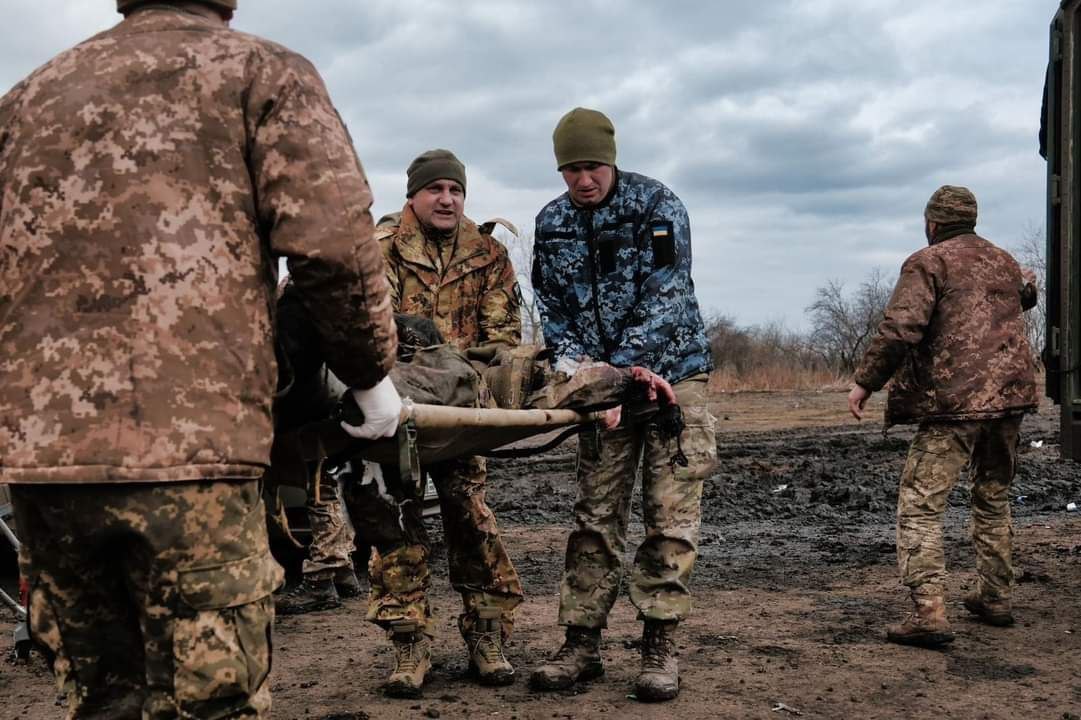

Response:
(3, 390), (1080, 719)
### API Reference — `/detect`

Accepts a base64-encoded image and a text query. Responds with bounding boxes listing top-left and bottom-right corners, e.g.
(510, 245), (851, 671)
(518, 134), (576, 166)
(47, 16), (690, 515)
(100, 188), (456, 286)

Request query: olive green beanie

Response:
(552, 107), (616, 169)
(924, 185), (977, 224)
(406, 149), (466, 198)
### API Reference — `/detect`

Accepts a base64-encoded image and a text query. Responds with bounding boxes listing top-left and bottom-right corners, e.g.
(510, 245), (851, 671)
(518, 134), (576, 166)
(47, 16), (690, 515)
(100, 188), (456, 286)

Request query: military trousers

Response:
(896, 416), (1023, 599)
(302, 468), (355, 579)
(558, 374), (717, 629)
(12, 479), (283, 720)
(342, 454), (523, 639)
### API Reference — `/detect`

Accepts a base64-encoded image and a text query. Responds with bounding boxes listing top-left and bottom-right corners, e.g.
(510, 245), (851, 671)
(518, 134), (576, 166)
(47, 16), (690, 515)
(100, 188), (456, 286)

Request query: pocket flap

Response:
(177, 552), (284, 611)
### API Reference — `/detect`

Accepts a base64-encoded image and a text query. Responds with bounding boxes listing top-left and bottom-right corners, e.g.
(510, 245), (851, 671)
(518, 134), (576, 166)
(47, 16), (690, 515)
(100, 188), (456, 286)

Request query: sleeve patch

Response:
(651, 221), (676, 269)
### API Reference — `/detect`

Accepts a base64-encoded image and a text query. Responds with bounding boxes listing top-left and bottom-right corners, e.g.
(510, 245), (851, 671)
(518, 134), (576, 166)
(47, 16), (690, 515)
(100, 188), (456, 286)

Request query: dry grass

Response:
(709, 365), (851, 393)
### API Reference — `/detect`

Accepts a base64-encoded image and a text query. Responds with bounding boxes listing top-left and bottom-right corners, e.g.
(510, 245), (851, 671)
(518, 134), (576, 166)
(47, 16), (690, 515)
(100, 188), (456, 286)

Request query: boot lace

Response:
(394, 636), (423, 672)
(642, 631), (673, 671)
(470, 629), (506, 664)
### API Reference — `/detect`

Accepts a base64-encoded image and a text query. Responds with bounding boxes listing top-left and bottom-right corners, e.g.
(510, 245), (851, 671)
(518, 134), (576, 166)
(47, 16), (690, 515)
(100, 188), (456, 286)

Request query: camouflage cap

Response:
(924, 185), (977, 225)
(117, 0), (237, 12)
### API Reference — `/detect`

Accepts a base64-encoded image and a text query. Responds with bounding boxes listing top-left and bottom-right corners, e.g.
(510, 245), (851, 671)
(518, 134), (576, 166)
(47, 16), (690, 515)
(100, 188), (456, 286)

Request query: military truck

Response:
(1043, 0), (1081, 460)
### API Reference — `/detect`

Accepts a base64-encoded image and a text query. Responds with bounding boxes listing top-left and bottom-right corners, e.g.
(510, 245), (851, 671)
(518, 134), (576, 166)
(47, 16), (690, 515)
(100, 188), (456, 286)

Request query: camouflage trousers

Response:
(341, 455), (523, 639)
(559, 374), (717, 629)
(897, 416), (1023, 600)
(302, 467), (355, 580)
(12, 480), (283, 720)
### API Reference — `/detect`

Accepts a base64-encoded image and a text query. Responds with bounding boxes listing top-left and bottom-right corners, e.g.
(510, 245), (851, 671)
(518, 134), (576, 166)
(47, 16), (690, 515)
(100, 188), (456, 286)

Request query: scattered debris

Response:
(772, 702), (803, 715)
(1031, 440), (1045, 449)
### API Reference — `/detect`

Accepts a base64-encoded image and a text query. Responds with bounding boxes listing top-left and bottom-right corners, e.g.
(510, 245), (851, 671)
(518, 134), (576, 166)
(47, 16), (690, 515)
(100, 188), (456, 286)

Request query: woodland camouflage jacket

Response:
(378, 205), (521, 353)
(0, 8), (396, 484)
(854, 232), (1038, 425)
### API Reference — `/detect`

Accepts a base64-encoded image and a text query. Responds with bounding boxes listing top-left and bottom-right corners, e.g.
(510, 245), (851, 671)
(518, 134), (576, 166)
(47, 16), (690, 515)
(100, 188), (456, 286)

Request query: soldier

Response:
(339, 149), (524, 698)
(273, 279), (363, 616)
(274, 450), (363, 615)
(529, 108), (717, 702)
(849, 185), (1039, 648)
(0, 1), (400, 717)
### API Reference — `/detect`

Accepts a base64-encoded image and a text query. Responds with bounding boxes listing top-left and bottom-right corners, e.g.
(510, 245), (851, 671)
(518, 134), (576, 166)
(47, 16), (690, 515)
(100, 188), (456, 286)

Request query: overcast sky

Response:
(0, 1), (1060, 329)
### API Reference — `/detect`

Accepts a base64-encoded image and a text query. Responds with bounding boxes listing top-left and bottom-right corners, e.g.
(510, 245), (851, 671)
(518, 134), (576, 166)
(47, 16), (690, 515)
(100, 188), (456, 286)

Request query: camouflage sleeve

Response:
(478, 243), (522, 349)
(0, 86), (16, 314)
(854, 254), (938, 392)
(608, 188), (693, 368)
(378, 234), (403, 311)
(531, 218), (590, 362)
(246, 50), (396, 390)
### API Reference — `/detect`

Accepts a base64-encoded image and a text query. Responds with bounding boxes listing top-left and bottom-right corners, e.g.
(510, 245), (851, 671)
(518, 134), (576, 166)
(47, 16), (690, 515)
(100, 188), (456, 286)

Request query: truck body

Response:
(1044, 0), (1081, 459)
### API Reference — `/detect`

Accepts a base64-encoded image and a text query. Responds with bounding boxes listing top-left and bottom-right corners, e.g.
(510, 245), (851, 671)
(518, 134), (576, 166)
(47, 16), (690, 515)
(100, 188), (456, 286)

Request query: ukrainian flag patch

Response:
(651, 220), (676, 268)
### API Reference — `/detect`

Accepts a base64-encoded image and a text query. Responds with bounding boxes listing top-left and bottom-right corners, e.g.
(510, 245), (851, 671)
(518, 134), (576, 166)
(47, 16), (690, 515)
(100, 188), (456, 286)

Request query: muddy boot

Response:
(886, 593), (955, 647)
(635, 620), (680, 702)
(333, 567), (363, 599)
(462, 606), (515, 686)
(963, 592), (1015, 627)
(383, 621), (432, 699)
(529, 626), (603, 691)
(274, 574), (341, 616)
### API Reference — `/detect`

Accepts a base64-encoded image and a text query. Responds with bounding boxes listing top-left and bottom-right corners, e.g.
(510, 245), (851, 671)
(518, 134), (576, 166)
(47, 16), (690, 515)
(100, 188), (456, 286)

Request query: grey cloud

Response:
(0, 0), (1063, 328)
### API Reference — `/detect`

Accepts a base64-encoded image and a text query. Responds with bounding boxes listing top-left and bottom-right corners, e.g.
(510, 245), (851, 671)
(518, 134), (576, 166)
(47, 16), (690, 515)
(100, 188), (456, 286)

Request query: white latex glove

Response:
(341, 376), (402, 439)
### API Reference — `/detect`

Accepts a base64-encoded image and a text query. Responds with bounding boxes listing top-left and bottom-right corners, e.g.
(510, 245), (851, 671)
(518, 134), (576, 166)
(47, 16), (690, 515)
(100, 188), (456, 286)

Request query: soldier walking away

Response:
(339, 149), (524, 698)
(848, 185), (1039, 648)
(529, 108), (717, 702)
(0, 1), (400, 717)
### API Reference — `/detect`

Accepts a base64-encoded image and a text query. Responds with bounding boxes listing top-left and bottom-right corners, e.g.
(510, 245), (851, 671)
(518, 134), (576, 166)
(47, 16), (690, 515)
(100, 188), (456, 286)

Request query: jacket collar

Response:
(391, 205), (490, 286)
(931, 223), (977, 245)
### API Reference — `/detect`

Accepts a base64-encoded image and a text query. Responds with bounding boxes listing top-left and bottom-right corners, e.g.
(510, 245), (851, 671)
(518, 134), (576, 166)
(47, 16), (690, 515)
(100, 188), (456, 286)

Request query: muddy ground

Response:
(3, 390), (1081, 719)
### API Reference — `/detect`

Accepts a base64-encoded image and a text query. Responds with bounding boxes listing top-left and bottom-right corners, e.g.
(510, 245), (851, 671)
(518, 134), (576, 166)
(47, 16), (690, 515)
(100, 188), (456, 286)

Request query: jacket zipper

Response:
(580, 209), (615, 360)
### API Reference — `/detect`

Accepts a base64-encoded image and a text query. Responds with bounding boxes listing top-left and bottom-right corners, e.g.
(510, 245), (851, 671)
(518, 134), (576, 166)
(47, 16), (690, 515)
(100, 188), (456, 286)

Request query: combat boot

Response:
(383, 621), (432, 699)
(635, 620), (680, 702)
(462, 606), (515, 686)
(886, 593), (955, 647)
(529, 626), (603, 690)
(274, 574), (341, 616)
(963, 592), (1015, 627)
(333, 567), (363, 599)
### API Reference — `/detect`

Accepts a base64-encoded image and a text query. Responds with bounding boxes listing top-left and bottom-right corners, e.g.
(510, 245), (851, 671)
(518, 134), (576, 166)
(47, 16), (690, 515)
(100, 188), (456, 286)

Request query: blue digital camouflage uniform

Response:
(532, 170), (716, 628)
(532, 170), (712, 384)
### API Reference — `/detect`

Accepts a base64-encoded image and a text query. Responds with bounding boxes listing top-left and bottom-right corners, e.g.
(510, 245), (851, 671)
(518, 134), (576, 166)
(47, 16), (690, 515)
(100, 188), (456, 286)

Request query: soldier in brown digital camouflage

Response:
(0, 1), (401, 717)
(849, 185), (1039, 648)
(336, 149), (524, 698)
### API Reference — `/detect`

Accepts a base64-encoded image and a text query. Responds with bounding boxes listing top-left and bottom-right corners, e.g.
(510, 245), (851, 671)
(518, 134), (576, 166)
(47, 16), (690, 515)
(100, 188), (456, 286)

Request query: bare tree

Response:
(498, 227), (543, 344)
(805, 268), (892, 373)
(1012, 223), (1046, 362)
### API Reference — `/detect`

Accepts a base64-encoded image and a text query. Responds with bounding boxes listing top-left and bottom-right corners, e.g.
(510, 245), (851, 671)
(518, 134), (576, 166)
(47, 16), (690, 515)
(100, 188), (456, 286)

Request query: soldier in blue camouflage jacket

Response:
(529, 108), (717, 703)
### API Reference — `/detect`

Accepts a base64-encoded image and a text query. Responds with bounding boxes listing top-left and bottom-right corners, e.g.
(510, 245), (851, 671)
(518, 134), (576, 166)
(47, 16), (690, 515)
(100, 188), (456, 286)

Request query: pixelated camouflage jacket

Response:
(0, 8), (396, 484)
(377, 205), (521, 353)
(854, 231), (1038, 426)
(532, 170), (712, 383)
